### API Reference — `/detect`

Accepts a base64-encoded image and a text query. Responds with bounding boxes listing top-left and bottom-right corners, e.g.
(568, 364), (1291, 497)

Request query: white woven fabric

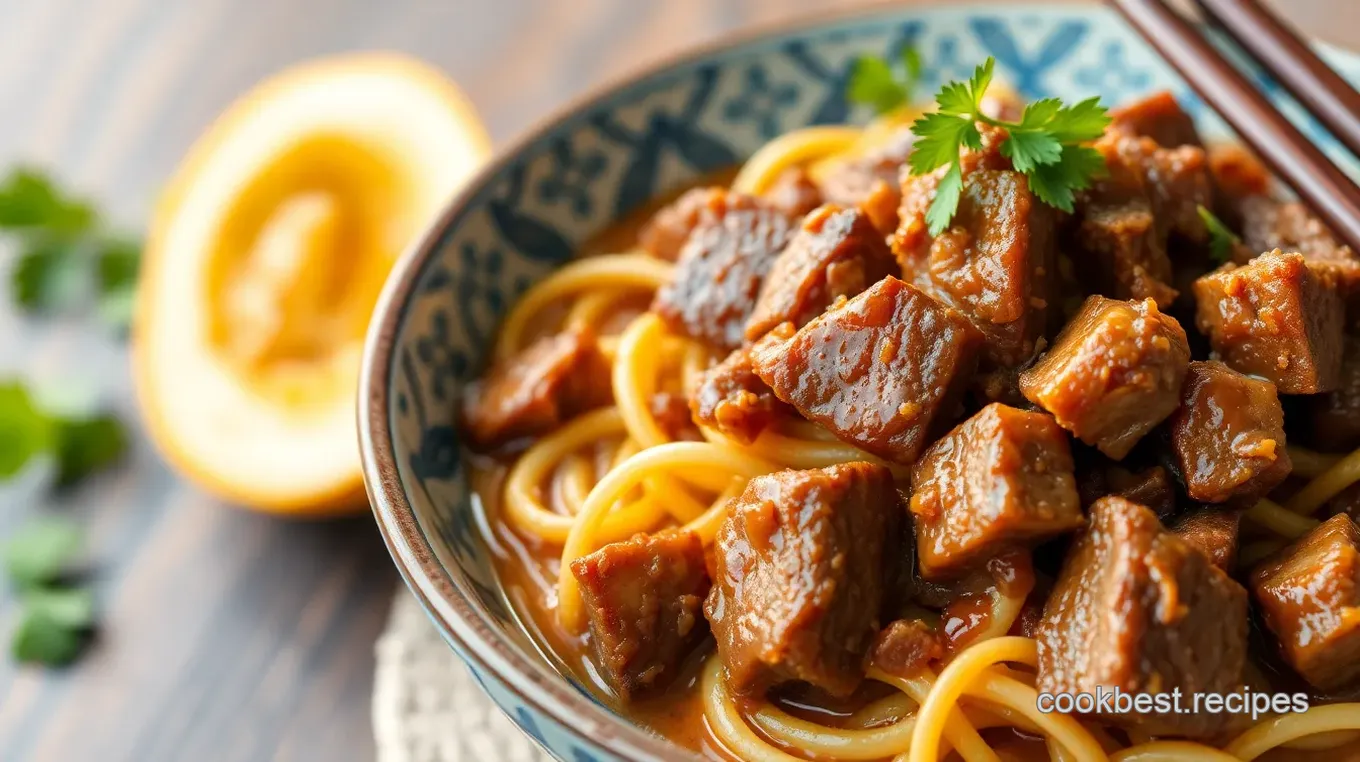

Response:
(373, 589), (553, 762)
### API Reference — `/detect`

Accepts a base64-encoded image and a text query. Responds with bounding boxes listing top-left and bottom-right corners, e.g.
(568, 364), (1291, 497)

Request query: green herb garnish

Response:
(1, 167), (141, 331)
(847, 46), (923, 115)
(11, 587), (94, 666)
(1198, 204), (1240, 263)
(4, 521), (93, 666)
(0, 380), (126, 485)
(908, 58), (1111, 235)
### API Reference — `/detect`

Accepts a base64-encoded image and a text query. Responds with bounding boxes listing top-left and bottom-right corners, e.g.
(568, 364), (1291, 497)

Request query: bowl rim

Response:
(356, 1), (1208, 758)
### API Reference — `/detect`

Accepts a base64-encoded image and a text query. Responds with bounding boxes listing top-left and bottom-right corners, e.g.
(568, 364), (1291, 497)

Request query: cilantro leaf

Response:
(926, 162), (964, 236)
(0, 169), (95, 234)
(1199, 205), (1240, 263)
(903, 56), (1110, 229)
(0, 382), (56, 479)
(848, 56), (907, 114)
(10, 238), (89, 312)
(11, 588), (94, 666)
(1003, 130), (1063, 173)
(1028, 144), (1107, 213)
(54, 414), (126, 486)
(4, 519), (83, 588)
(847, 48), (925, 116)
(1047, 97), (1112, 143)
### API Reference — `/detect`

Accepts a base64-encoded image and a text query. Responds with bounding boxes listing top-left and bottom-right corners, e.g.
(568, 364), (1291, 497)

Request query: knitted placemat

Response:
(373, 589), (552, 762)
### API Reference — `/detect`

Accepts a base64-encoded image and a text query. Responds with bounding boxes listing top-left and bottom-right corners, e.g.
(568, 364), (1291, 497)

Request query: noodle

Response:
(1284, 447), (1360, 516)
(1246, 498), (1319, 539)
(1224, 703), (1360, 759)
(1108, 741), (1239, 761)
(730, 126), (863, 195)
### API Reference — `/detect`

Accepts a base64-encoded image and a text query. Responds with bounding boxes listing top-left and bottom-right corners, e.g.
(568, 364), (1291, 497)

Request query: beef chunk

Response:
(1109, 91), (1203, 148)
(1077, 461), (1177, 517)
(816, 126), (915, 234)
(639, 187), (722, 262)
(1209, 144), (1271, 208)
(1242, 197), (1352, 263)
(1036, 496), (1249, 738)
(1070, 135), (1179, 309)
(762, 167), (823, 218)
(1020, 296), (1190, 460)
(893, 169), (1057, 366)
(690, 345), (787, 444)
(750, 276), (983, 464)
(570, 530), (711, 699)
(1170, 507), (1242, 572)
(910, 403), (1083, 580)
(651, 192), (796, 349)
(462, 329), (611, 448)
(706, 463), (901, 698)
(649, 391), (700, 442)
(1169, 361), (1291, 504)
(1194, 250), (1345, 394)
(867, 619), (943, 678)
(1116, 134), (1215, 246)
(745, 204), (896, 341)
(1251, 514), (1360, 691)
(1308, 336), (1360, 452)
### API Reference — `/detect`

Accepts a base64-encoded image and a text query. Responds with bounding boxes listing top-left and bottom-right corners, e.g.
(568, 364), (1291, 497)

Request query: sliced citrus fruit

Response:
(133, 53), (491, 516)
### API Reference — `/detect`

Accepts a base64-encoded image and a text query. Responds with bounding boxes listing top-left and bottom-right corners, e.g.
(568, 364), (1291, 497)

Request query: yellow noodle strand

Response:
(1247, 499), (1319, 539)
(1108, 740), (1244, 761)
(701, 657), (806, 762)
(494, 253), (673, 361)
(1289, 446), (1343, 479)
(731, 125), (864, 195)
(613, 312), (671, 448)
(1225, 703), (1360, 760)
(1285, 446), (1360, 516)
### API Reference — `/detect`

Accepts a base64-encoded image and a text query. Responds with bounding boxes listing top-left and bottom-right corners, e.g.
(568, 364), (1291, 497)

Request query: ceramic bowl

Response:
(358, 6), (1360, 760)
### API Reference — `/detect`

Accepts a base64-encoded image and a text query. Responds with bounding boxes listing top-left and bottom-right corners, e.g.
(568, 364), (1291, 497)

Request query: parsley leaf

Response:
(12, 588), (94, 666)
(1, 169), (141, 328)
(846, 47), (924, 115)
(0, 169), (95, 234)
(55, 414), (126, 486)
(0, 382), (56, 479)
(903, 56), (1112, 233)
(1199, 205), (1240, 263)
(4, 519), (83, 588)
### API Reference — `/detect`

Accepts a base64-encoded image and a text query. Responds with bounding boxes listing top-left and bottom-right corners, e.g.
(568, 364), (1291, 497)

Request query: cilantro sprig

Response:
(1198, 204), (1241, 264)
(908, 58), (1112, 235)
(4, 519), (94, 666)
(846, 46), (923, 115)
(1, 168), (141, 332)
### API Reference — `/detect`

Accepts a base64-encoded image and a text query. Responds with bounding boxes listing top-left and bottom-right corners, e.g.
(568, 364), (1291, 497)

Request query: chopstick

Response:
(1108, 0), (1360, 254)
(1194, 0), (1360, 161)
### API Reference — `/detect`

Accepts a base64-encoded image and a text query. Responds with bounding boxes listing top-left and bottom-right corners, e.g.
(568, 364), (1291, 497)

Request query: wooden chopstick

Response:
(1108, 0), (1360, 254)
(1194, 0), (1360, 161)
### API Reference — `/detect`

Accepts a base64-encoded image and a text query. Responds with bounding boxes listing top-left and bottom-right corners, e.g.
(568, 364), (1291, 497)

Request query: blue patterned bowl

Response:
(358, 6), (1360, 760)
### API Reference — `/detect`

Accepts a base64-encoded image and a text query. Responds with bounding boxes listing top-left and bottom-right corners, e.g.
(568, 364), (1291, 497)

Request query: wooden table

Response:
(0, 1), (1352, 760)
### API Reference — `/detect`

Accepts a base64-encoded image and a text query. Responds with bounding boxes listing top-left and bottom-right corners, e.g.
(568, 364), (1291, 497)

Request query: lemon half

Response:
(134, 53), (491, 515)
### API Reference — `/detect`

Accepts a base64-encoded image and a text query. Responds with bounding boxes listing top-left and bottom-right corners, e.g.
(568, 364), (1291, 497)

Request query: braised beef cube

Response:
(745, 204), (896, 341)
(910, 404), (1082, 579)
(1077, 462), (1177, 517)
(1168, 361), (1291, 504)
(706, 463), (901, 698)
(817, 126), (915, 234)
(892, 170), (1056, 367)
(1119, 136), (1215, 247)
(762, 167), (823, 218)
(639, 186), (723, 262)
(1194, 250), (1345, 394)
(1036, 496), (1248, 738)
(750, 276), (983, 464)
(1170, 507), (1242, 572)
(651, 193), (796, 350)
(649, 391), (700, 442)
(867, 619), (943, 679)
(1020, 296), (1190, 460)
(462, 329), (611, 448)
(1308, 336), (1360, 452)
(570, 530), (712, 700)
(1238, 197), (1360, 298)
(1110, 91), (1203, 147)
(1251, 514), (1360, 691)
(690, 345), (787, 444)
(1072, 135), (1178, 308)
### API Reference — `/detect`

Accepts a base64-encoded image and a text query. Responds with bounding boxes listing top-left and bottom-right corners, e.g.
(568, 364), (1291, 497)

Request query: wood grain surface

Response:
(0, 1), (1352, 761)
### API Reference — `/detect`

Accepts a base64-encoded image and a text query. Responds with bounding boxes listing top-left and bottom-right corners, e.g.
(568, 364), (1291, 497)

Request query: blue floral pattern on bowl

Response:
(360, 6), (1360, 761)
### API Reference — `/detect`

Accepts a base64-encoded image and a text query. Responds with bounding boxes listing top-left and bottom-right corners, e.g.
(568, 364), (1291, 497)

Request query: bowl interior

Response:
(362, 4), (1360, 759)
